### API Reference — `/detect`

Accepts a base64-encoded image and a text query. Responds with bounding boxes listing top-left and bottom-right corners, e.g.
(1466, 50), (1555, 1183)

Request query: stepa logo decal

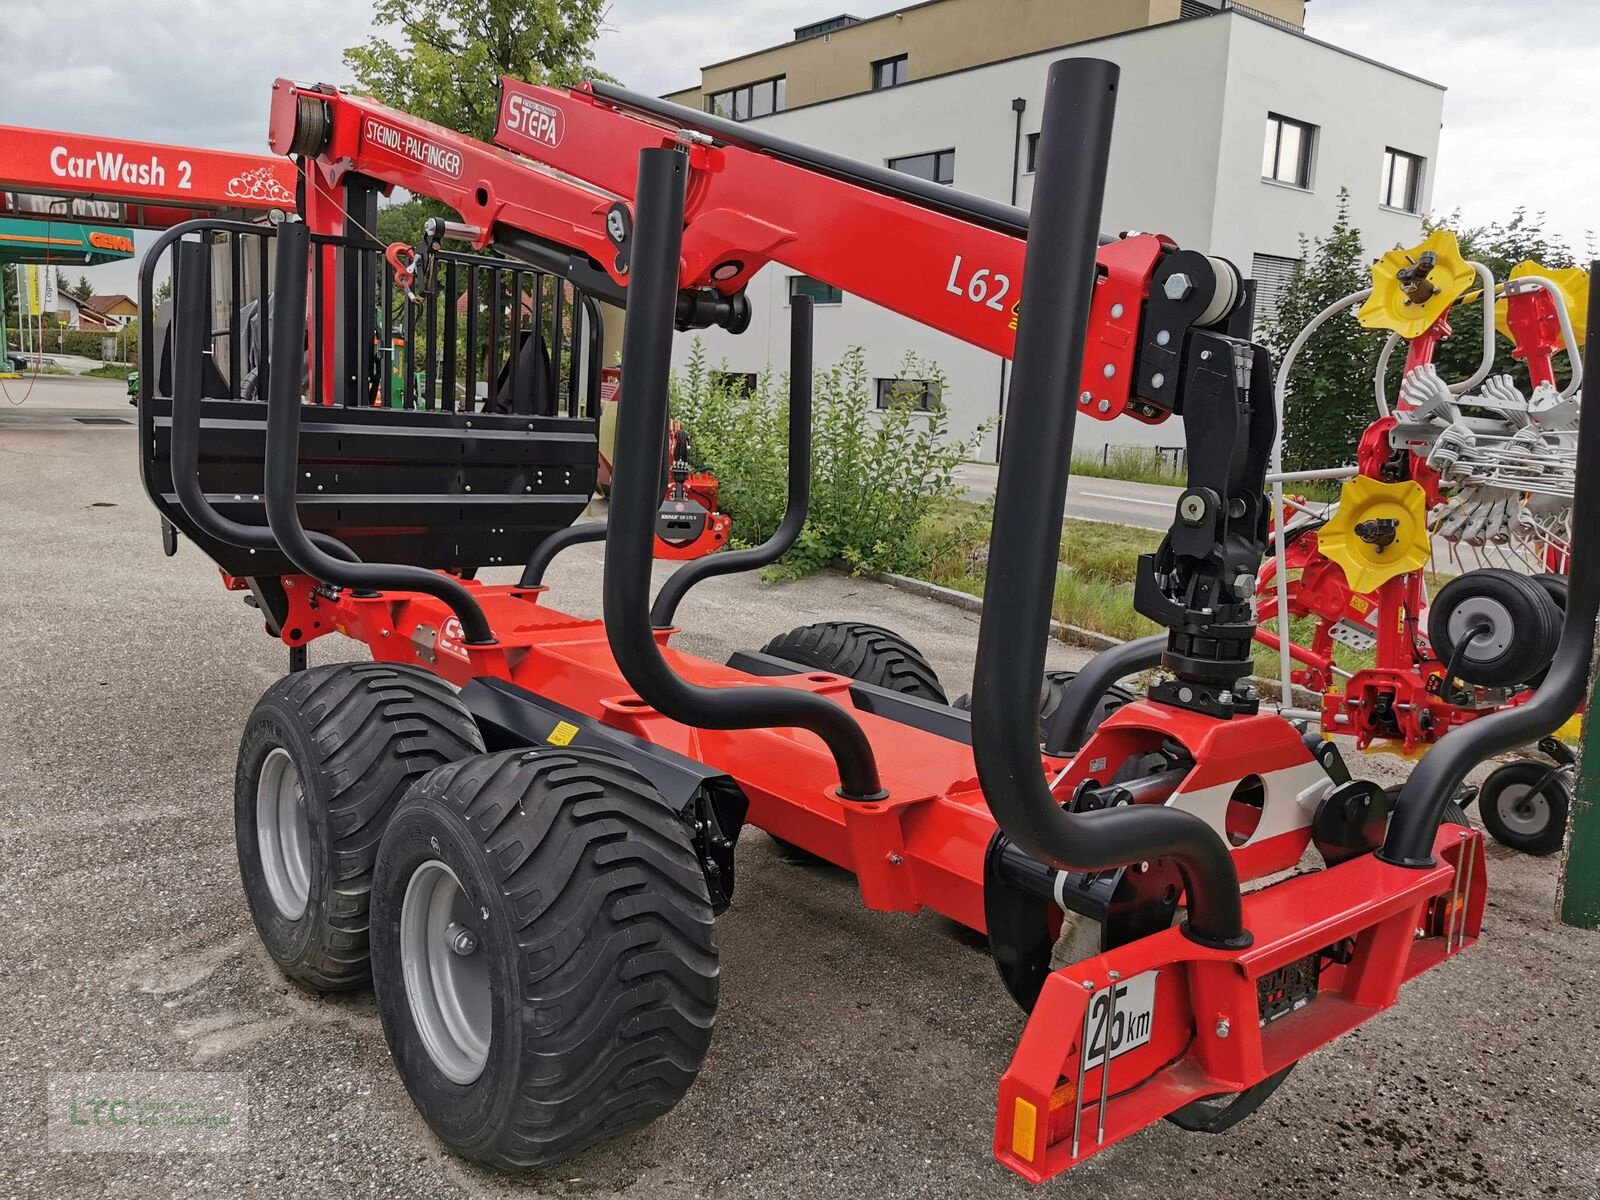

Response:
(505, 93), (564, 148)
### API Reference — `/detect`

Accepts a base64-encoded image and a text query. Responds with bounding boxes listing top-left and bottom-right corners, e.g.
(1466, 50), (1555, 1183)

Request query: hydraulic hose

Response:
(969, 58), (1247, 949)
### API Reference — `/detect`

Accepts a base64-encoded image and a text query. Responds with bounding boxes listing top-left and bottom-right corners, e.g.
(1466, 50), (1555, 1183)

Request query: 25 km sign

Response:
(0, 125), (296, 211)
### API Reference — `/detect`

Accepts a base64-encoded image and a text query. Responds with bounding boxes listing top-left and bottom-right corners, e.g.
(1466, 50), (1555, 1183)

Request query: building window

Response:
(707, 76), (786, 122)
(1261, 113), (1315, 188)
(875, 377), (942, 412)
(872, 54), (909, 90)
(1025, 132), (1040, 173)
(888, 149), (955, 186)
(713, 371), (758, 395)
(1380, 148), (1424, 213)
(1250, 253), (1301, 334)
(789, 275), (843, 305)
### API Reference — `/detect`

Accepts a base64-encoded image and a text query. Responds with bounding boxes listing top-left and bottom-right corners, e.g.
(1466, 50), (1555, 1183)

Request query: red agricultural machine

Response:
(138, 59), (1598, 1182)
(1256, 233), (1588, 854)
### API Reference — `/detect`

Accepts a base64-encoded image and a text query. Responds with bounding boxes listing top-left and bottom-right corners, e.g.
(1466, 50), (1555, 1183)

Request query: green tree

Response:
(346, 0), (610, 249)
(1261, 189), (1387, 472)
(344, 0), (608, 144)
(75, 274), (94, 300)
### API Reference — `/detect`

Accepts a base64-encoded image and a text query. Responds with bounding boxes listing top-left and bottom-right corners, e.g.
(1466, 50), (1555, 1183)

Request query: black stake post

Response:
(167, 240), (360, 564)
(602, 148), (883, 800)
(650, 296), (815, 628)
(261, 220), (496, 646)
(970, 58), (1248, 949)
(520, 522), (606, 587)
(1382, 262), (1600, 867)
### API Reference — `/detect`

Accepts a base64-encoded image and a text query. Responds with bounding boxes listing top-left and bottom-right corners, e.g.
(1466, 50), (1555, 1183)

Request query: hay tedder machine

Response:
(138, 58), (1599, 1182)
(1258, 232), (1589, 854)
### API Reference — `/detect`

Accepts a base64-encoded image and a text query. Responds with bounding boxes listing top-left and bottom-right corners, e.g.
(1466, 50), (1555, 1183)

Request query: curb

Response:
(872, 569), (1321, 707)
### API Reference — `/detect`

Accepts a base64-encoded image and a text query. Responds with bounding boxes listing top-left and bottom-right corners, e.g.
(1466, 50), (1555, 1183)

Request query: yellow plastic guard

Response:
(1495, 260), (1590, 348)
(1359, 230), (1475, 339)
(1317, 477), (1431, 593)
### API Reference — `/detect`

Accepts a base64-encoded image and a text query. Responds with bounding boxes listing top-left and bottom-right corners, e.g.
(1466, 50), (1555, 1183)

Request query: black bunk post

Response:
(260, 220), (496, 646)
(970, 58), (1247, 949)
(649, 296), (814, 628)
(1381, 263), (1600, 867)
(602, 147), (883, 801)
(167, 239), (361, 564)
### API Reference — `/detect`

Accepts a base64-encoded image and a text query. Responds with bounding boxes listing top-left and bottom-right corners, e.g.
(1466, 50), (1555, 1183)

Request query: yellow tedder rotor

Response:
(1494, 259), (1590, 347)
(1317, 476), (1432, 593)
(1358, 229), (1476, 339)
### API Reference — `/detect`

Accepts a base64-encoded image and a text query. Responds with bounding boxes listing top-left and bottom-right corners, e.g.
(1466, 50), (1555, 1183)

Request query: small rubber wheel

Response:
(952, 669), (1134, 743)
(370, 748), (718, 1170)
(1428, 569), (1560, 688)
(759, 621), (946, 703)
(1478, 759), (1569, 856)
(234, 663), (485, 991)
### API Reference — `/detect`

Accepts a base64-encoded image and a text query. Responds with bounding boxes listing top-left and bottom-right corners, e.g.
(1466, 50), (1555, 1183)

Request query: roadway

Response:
(955, 460), (1181, 530)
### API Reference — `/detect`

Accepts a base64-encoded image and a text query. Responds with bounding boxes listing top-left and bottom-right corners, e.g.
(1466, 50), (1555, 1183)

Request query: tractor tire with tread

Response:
(369, 747), (718, 1170)
(234, 661), (485, 991)
(759, 620), (947, 703)
(759, 620), (945, 862)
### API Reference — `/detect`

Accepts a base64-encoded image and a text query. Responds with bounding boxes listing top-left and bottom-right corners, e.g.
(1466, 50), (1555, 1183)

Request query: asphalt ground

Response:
(2, 385), (1598, 1199)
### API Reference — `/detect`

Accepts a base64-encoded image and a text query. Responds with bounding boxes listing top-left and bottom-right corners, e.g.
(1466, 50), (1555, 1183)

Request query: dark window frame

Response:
(874, 376), (942, 413)
(788, 275), (843, 306)
(1380, 147), (1425, 213)
(712, 371), (759, 395)
(1025, 132), (1040, 173)
(872, 54), (909, 90)
(1262, 113), (1315, 189)
(707, 76), (787, 122)
(887, 148), (955, 186)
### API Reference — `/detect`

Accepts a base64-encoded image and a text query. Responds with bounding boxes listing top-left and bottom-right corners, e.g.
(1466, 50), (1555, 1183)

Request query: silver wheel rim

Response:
(256, 747), (311, 920)
(1494, 781), (1550, 837)
(400, 860), (491, 1085)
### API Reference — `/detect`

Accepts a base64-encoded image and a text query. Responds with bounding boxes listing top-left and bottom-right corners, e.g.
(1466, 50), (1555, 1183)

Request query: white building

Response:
(668, 7), (1444, 459)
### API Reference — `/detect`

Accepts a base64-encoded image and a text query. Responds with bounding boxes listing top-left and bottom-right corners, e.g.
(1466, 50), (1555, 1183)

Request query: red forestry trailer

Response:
(135, 58), (1598, 1183)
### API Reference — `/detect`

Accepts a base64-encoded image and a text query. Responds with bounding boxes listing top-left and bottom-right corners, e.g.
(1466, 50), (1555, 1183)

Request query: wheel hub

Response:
(1494, 781), (1550, 837)
(400, 860), (492, 1085)
(256, 747), (311, 921)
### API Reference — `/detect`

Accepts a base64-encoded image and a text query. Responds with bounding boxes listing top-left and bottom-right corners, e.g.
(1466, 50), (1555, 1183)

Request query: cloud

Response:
(1306, 1), (1600, 255)
(7, 0), (1595, 296)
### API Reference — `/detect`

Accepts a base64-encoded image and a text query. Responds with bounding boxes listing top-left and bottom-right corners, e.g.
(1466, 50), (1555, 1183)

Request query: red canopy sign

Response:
(0, 125), (295, 212)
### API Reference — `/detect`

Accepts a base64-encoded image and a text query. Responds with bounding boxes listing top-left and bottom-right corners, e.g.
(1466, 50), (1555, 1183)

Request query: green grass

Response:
(82, 363), (134, 380)
(1070, 446), (1184, 486)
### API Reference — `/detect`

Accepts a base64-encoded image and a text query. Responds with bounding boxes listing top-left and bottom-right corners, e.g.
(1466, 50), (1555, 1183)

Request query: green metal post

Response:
(1560, 651), (1600, 927)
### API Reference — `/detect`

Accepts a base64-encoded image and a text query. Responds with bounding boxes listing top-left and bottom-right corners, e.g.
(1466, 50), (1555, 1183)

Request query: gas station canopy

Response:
(0, 217), (136, 266)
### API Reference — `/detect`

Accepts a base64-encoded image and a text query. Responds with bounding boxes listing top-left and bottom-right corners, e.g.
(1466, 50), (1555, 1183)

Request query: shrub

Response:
(671, 343), (988, 577)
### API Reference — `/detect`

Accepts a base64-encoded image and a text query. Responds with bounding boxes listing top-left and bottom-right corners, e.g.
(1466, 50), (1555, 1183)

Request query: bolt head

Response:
(1097, 399), (1111, 413)
(1216, 1018), (1231, 1038)
(1163, 272), (1194, 302)
(1234, 573), (1257, 595)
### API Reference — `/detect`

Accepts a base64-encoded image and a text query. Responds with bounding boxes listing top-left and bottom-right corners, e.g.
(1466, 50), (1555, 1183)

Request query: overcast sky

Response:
(3, 0), (1594, 295)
